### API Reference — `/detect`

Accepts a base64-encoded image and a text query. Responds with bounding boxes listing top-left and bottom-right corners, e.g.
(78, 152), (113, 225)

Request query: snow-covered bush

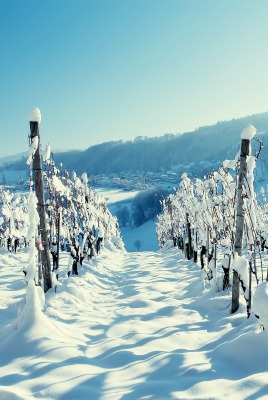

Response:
(43, 152), (124, 255)
(157, 125), (266, 317)
(0, 188), (28, 248)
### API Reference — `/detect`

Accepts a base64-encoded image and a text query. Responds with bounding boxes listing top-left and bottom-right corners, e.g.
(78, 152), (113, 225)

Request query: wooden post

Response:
(206, 227), (209, 269)
(29, 112), (52, 293)
(186, 213), (193, 260)
(248, 258), (252, 318)
(57, 210), (61, 270)
(38, 240), (42, 286)
(183, 233), (187, 258)
(231, 138), (250, 313)
(214, 242), (217, 281)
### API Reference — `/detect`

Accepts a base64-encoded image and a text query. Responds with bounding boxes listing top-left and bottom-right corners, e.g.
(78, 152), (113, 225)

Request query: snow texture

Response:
(0, 247), (268, 400)
(43, 144), (51, 162)
(252, 282), (268, 328)
(25, 191), (39, 281)
(26, 136), (39, 165)
(241, 124), (256, 140)
(232, 254), (249, 299)
(29, 107), (41, 123)
(222, 159), (237, 170)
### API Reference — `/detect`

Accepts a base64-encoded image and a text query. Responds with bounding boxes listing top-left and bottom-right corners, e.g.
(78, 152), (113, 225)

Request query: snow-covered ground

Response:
(1, 246), (268, 399)
(94, 187), (160, 252)
(121, 220), (158, 252)
(95, 188), (140, 205)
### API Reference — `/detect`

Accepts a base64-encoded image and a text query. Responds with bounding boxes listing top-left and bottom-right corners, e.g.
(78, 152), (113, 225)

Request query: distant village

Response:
(0, 160), (221, 192)
(88, 161), (221, 191)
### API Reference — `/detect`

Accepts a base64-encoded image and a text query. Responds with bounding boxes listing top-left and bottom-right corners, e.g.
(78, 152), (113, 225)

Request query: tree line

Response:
(2, 111), (268, 179)
(116, 188), (170, 228)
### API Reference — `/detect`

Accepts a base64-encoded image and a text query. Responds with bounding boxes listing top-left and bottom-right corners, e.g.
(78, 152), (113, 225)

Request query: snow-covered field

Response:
(121, 220), (159, 252)
(94, 187), (160, 252)
(1, 246), (268, 399)
(95, 188), (140, 205)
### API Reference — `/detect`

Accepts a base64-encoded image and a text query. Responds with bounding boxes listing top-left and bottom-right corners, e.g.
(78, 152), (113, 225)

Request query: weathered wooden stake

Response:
(214, 242), (217, 281)
(29, 112), (52, 293)
(57, 210), (61, 270)
(248, 257), (252, 318)
(231, 138), (250, 313)
(38, 242), (42, 286)
(206, 227), (209, 269)
(186, 213), (193, 260)
(183, 233), (187, 258)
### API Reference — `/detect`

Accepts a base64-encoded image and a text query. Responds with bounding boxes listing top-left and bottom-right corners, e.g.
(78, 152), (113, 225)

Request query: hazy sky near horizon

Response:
(1, 0), (268, 157)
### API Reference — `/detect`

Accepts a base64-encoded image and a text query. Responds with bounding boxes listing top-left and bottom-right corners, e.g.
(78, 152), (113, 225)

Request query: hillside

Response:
(1, 111), (268, 180)
(53, 112), (268, 176)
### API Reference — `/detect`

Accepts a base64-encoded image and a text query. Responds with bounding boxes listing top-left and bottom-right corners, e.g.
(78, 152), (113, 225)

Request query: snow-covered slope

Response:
(121, 220), (158, 252)
(0, 152), (28, 166)
(0, 247), (268, 399)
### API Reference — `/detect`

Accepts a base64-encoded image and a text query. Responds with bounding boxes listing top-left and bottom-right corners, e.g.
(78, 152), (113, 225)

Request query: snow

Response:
(94, 187), (159, 252)
(1, 246), (268, 399)
(121, 220), (158, 252)
(29, 107), (41, 123)
(26, 136), (39, 165)
(25, 191), (39, 281)
(241, 124), (256, 140)
(81, 172), (88, 184)
(232, 254), (249, 299)
(95, 188), (140, 205)
(43, 144), (51, 162)
(222, 159), (237, 170)
(252, 282), (268, 328)
(98, 227), (104, 238)
(51, 175), (68, 195)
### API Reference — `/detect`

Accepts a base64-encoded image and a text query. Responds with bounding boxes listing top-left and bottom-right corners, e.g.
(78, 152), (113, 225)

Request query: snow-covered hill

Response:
(0, 247), (268, 399)
(120, 220), (158, 252)
(2, 111), (268, 190)
(95, 187), (159, 252)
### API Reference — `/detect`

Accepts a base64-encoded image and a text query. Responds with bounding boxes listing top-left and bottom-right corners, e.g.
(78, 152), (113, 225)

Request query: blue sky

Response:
(1, 0), (268, 157)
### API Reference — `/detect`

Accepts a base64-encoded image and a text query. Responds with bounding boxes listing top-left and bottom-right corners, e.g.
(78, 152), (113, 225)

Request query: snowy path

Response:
(0, 248), (267, 399)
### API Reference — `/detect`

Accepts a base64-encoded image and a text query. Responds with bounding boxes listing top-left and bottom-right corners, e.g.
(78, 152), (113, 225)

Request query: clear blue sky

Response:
(1, 0), (268, 157)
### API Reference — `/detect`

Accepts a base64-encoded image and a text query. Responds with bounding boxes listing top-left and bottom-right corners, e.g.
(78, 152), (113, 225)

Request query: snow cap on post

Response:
(29, 107), (41, 124)
(241, 124), (256, 140)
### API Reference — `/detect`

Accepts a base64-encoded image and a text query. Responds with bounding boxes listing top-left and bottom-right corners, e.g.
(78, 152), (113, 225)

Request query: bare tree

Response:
(134, 240), (142, 252)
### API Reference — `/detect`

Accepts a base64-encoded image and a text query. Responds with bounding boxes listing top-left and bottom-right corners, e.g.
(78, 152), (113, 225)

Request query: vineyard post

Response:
(183, 232), (187, 258)
(206, 227), (209, 268)
(38, 239), (42, 286)
(231, 138), (250, 313)
(57, 210), (61, 273)
(248, 256), (252, 318)
(29, 111), (52, 293)
(214, 242), (217, 281)
(186, 213), (193, 260)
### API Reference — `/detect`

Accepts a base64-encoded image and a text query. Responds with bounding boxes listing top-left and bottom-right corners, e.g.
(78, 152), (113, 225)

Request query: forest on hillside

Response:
(1, 112), (268, 176)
